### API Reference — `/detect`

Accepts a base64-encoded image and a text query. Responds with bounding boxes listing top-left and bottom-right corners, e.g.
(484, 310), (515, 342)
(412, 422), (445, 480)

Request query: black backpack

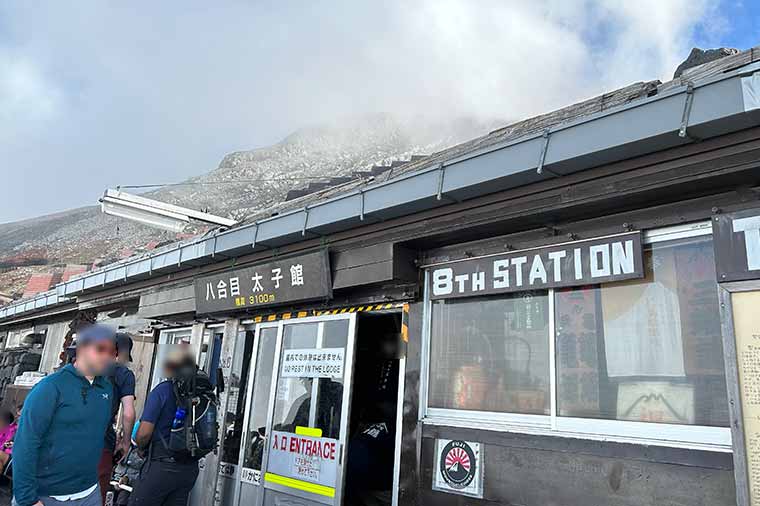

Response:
(166, 366), (219, 459)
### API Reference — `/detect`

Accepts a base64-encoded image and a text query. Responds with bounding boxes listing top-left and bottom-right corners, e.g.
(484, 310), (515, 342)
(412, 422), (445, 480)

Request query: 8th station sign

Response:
(194, 250), (332, 314)
(427, 232), (644, 299)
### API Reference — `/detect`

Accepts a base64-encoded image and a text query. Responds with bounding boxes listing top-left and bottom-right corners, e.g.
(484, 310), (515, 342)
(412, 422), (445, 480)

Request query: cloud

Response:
(0, 51), (62, 141)
(0, 0), (725, 222)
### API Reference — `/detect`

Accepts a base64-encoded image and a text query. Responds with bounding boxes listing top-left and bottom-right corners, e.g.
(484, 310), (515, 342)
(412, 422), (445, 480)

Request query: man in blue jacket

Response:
(13, 324), (117, 506)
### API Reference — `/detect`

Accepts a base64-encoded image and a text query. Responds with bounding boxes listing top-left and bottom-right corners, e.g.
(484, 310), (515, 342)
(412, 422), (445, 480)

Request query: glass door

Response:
(233, 322), (280, 506)
(262, 314), (357, 506)
(218, 329), (255, 505)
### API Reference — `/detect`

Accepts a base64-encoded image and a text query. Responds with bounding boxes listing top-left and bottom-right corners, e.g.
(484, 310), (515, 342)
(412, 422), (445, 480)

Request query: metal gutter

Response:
(2, 61), (760, 321)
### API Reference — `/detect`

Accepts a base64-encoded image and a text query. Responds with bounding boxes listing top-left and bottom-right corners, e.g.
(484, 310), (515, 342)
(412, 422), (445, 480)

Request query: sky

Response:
(1, 1), (758, 223)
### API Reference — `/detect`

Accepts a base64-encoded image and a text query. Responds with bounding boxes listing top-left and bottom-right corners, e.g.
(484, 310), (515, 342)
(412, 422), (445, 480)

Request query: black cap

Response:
(115, 332), (134, 362)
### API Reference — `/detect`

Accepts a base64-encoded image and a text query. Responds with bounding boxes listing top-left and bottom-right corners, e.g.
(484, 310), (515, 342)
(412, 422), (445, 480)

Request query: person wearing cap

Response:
(97, 333), (136, 505)
(12, 324), (116, 506)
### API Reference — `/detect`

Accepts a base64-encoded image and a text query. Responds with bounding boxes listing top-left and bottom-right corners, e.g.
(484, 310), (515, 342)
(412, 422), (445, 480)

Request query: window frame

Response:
(420, 221), (732, 451)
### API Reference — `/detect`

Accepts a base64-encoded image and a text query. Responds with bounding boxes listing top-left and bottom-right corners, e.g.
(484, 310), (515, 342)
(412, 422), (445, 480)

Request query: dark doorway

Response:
(344, 312), (403, 506)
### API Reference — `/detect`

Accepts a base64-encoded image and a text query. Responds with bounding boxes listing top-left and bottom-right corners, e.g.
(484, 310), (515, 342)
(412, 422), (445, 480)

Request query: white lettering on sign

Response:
(734, 216), (760, 271)
(547, 250), (566, 282)
(268, 431), (338, 489)
(429, 235), (641, 299)
(281, 348), (345, 379)
(493, 260), (509, 288)
(432, 268), (453, 296)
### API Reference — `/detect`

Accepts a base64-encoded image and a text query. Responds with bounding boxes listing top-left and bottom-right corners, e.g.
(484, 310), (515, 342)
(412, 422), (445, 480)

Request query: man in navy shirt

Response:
(128, 350), (199, 506)
(98, 333), (136, 504)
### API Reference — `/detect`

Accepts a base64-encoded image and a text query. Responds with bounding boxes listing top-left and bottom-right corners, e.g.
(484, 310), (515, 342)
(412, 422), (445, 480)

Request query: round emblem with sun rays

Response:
(439, 440), (477, 489)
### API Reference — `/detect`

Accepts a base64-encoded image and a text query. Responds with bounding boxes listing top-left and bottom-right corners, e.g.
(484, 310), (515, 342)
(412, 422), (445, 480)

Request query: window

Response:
(151, 328), (192, 389)
(423, 224), (731, 447)
(429, 293), (550, 415)
(556, 235), (728, 427)
(270, 320), (348, 439)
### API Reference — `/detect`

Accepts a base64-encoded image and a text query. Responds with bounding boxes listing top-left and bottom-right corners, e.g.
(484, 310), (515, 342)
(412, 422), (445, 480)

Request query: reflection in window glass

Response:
(555, 236), (728, 427)
(428, 293), (550, 415)
(316, 320), (348, 438)
(272, 323), (318, 435)
(242, 327), (278, 471)
(151, 329), (192, 389)
(221, 330), (255, 465)
(271, 321), (348, 440)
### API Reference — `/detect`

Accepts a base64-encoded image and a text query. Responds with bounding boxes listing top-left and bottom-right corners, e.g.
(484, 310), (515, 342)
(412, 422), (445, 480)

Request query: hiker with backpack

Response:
(129, 349), (217, 506)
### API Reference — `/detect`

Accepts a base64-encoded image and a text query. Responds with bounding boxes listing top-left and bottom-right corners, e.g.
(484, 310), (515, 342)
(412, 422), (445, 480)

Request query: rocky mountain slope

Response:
(0, 114), (496, 298)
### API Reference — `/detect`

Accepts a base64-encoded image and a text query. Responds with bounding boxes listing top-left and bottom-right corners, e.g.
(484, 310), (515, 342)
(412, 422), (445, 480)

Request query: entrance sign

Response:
(714, 210), (760, 282)
(427, 232), (643, 300)
(266, 430), (339, 496)
(433, 439), (484, 498)
(281, 348), (345, 379)
(194, 250), (331, 313)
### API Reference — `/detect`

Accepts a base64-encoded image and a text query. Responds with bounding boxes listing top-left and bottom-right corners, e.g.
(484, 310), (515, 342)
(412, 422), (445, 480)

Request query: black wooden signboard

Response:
(194, 250), (332, 314)
(427, 232), (644, 300)
(713, 209), (760, 283)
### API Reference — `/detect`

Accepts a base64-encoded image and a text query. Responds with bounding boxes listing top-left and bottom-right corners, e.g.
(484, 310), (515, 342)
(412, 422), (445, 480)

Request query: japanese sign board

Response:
(267, 430), (339, 491)
(433, 439), (484, 498)
(240, 467), (261, 485)
(281, 348), (345, 379)
(194, 250), (332, 314)
(427, 232), (644, 300)
(714, 209), (760, 283)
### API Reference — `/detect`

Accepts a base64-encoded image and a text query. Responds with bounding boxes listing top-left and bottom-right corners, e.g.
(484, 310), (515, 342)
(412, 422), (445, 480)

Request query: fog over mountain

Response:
(0, 114), (495, 297)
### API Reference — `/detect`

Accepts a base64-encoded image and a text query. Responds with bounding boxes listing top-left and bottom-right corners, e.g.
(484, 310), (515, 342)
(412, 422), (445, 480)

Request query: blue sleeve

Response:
(141, 382), (168, 424)
(13, 379), (58, 506)
(117, 368), (136, 399)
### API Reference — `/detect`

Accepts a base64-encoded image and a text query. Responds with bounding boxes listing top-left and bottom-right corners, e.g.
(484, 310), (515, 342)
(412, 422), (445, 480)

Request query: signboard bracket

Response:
(679, 81), (698, 140)
(536, 130), (559, 177)
(251, 223), (259, 249)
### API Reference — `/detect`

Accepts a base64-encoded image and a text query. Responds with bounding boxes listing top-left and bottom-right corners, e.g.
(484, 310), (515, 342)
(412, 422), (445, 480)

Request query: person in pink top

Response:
(0, 411), (17, 453)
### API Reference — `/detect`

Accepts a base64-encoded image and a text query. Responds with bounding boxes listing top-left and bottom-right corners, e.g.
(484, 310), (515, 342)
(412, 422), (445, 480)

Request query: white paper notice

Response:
(281, 348), (345, 379)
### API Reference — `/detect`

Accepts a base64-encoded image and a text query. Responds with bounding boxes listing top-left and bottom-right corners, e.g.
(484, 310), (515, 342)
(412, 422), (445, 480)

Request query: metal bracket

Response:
(302, 207), (310, 236)
(177, 245), (182, 267)
(536, 130), (558, 176)
(436, 162), (445, 201)
(251, 223), (259, 248)
(359, 190), (365, 221)
(679, 82), (697, 139)
(212, 233), (218, 258)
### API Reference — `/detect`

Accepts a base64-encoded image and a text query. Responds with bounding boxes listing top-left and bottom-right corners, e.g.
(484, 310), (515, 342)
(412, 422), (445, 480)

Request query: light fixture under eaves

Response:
(99, 189), (237, 233)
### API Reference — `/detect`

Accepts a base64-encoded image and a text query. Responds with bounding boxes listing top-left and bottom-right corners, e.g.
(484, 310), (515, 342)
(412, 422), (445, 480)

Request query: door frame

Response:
(231, 320), (276, 506)
(260, 313), (357, 505)
(230, 308), (408, 506)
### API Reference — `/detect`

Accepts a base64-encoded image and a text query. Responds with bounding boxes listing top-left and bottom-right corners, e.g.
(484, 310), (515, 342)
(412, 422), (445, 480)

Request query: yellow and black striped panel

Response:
(401, 303), (410, 343)
(248, 302), (405, 323)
